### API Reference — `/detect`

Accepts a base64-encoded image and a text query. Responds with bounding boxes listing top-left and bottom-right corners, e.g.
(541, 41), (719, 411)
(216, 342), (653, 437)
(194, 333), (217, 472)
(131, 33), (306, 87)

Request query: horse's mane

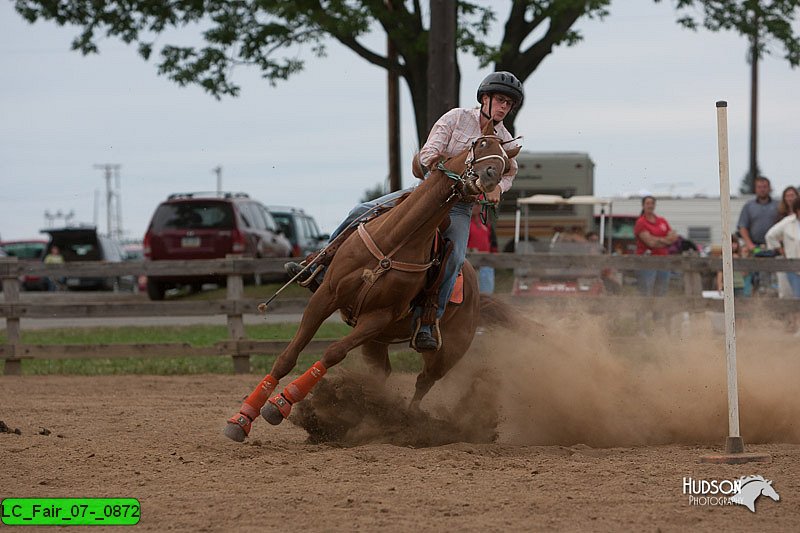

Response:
(739, 475), (768, 485)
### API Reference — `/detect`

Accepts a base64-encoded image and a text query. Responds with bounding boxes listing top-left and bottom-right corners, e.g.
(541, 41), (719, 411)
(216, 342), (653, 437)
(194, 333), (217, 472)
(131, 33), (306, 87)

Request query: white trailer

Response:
(595, 196), (753, 247)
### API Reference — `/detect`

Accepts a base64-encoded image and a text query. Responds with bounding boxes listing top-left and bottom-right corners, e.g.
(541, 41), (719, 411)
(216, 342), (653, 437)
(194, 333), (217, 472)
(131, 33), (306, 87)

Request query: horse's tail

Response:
(479, 294), (545, 335)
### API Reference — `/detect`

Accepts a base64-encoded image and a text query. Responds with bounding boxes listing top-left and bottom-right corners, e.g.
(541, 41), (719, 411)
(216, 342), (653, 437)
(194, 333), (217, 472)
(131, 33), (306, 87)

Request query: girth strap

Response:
(357, 224), (435, 273)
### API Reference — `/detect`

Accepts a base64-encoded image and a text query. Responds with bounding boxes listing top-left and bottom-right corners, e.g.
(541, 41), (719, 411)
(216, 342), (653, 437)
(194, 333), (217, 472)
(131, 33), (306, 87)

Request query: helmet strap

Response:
(480, 95), (497, 126)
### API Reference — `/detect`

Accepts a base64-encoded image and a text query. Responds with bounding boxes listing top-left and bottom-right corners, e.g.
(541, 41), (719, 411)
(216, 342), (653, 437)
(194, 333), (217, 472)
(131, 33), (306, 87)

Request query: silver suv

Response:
(268, 206), (328, 257)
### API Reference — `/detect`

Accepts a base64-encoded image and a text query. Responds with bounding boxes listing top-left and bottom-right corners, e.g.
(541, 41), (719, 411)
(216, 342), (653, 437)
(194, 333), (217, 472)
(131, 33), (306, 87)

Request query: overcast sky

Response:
(1, 0), (798, 241)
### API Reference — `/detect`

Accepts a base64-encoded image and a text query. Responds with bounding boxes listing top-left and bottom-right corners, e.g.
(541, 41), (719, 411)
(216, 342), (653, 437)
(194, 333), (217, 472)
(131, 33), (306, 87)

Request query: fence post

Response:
(1, 258), (22, 375)
(226, 255), (249, 373)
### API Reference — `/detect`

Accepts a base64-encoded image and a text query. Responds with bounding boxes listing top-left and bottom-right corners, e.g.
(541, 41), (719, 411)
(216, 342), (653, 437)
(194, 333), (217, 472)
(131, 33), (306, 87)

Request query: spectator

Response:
(737, 176), (779, 295)
(43, 245), (65, 291)
(766, 195), (800, 297)
(777, 185), (799, 220)
(716, 235), (746, 297)
(776, 186), (799, 299)
(766, 196), (800, 335)
(467, 203), (497, 294)
(634, 196), (678, 296)
(634, 196), (678, 334)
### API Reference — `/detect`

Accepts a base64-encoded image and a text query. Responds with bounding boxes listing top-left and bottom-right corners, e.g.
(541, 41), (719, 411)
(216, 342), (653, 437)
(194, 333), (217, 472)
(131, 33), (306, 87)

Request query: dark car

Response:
(0, 239), (49, 290)
(268, 206), (329, 257)
(143, 192), (292, 300)
(41, 227), (136, 291)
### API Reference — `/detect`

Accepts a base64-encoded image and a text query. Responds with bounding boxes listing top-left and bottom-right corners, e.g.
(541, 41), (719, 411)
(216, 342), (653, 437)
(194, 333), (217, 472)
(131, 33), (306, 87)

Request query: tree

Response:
(14, 1), (800, 144)
(656, 0), (800, 194)
(13, 0), (609, 143)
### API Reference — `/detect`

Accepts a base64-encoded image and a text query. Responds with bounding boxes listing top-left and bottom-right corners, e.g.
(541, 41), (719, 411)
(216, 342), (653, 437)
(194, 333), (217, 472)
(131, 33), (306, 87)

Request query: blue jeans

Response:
(429, 201), (473, 320)
(637, 270), (670, 297)
(330, 188), (414, 241)
(787, 272), (800, 298)
(478, 266), (495, 294)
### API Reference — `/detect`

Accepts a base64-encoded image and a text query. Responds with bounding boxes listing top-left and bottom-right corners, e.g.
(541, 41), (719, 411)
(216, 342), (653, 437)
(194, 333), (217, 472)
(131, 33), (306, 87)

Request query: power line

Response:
(94, 163), (123, 239)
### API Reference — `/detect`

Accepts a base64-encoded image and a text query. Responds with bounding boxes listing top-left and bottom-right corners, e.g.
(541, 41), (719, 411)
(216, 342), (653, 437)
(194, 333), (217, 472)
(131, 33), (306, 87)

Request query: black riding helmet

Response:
(476, 71), (524, 108)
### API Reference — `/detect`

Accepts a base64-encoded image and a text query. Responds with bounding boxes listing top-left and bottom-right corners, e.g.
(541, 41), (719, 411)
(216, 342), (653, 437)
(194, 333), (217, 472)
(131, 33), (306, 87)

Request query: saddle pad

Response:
(449, 270), (464, 304)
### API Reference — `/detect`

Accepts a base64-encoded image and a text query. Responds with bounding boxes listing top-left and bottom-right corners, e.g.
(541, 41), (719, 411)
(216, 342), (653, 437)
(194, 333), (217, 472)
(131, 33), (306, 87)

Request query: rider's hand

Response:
(485, 188), (501, 205)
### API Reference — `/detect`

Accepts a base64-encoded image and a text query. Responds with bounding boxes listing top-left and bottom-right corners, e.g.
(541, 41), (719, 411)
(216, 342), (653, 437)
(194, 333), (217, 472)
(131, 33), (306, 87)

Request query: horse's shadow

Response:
(291, 369), (499, 447)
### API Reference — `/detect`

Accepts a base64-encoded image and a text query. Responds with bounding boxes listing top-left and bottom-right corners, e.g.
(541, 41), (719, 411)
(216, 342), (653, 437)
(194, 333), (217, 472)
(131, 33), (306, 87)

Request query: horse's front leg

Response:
(223, 286), (338, 442)
(261, 308), (395, 425)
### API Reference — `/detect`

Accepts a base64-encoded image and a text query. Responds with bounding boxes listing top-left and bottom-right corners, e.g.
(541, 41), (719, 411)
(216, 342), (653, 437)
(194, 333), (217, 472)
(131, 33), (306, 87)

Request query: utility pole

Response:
(94, 163), (122, 238)
(748, 12), (760, 193)
(213, 166), (223, 194)
(426, 0), (458, 131)
(386, 0), (401, 192)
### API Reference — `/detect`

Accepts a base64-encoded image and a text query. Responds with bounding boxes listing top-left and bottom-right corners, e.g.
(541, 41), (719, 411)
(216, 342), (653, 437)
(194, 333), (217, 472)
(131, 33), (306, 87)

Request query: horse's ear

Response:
(505, 144), (522, 159)
(481, 119), (495, 136)
(411, 153), (426, 180)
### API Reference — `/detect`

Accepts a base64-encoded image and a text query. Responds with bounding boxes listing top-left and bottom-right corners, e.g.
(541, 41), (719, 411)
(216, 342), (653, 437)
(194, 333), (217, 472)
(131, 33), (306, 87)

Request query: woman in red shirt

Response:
(634, 195), (678, 297)
(467, 204), (497, 293)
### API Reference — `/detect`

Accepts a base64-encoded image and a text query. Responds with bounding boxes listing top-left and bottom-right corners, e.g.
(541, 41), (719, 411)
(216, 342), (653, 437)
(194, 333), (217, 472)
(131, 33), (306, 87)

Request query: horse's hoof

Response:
(223, 422), (247, 442)
(261, 402), (286, 425)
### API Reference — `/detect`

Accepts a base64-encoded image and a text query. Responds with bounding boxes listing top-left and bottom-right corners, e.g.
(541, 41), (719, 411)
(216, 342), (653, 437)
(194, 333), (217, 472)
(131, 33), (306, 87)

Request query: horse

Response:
(729, 475), (780, 513)
(224, 119), (521, 442)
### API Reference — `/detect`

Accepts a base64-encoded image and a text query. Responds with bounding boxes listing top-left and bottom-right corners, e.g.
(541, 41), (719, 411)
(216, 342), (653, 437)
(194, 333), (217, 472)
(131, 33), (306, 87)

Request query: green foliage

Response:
(14, 0), (797, 139)
(11, 0), (609, 141)
(659, 0), (800, 66)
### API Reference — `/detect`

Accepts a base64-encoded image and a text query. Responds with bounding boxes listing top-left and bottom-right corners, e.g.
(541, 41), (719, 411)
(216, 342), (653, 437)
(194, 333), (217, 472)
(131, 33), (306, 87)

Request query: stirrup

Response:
(410, 319), (442, 352)
(298, 264), (325, 288)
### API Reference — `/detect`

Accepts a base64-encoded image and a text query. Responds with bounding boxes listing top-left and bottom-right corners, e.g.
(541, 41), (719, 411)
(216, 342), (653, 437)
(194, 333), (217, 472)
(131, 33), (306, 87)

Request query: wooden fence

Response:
(2, 254), (799, 375)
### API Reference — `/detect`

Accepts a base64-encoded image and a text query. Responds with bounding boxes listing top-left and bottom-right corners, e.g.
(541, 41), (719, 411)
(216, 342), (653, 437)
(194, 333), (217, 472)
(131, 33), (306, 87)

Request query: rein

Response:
(436, 134), (511, 202)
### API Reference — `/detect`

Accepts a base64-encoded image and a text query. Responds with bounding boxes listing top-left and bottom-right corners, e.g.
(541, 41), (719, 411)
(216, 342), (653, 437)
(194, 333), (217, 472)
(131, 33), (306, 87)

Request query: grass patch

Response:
(4, 323), (423, 376)
(173, 282), (310, 301)
(1, 323), (352, 346)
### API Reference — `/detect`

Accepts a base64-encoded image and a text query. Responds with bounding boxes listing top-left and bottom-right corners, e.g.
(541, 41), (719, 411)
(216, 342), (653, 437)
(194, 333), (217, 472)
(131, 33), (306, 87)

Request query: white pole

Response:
(716, 101), (741, 440)
(514, 207), (521, 247)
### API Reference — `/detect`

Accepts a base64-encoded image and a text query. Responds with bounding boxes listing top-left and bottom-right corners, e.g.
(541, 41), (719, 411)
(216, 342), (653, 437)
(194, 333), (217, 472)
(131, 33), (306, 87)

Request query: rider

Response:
(286, 71), (523, 351)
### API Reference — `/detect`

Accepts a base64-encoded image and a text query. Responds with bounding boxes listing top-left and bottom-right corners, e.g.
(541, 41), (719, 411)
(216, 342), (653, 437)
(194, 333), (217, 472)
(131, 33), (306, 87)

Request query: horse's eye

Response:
(480, 140), (487, 148)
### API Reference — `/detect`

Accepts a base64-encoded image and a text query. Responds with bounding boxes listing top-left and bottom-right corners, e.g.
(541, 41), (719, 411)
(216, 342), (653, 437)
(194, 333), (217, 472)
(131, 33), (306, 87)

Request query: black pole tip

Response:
(716, 101), (728, 108)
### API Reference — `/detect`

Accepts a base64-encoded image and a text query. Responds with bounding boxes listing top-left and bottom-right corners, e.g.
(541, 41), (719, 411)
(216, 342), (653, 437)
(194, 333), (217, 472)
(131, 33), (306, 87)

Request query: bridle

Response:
(437, 135), (516, 201)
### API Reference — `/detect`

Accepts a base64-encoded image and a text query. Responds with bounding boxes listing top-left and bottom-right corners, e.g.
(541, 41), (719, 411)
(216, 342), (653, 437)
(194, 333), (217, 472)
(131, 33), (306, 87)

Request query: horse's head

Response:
(761, 480), (780, 502)
(460, 120), (521, 196)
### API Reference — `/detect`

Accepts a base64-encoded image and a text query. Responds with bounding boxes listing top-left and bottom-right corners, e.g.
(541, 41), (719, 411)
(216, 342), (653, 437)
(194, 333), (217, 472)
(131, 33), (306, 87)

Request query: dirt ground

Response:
(2, 310), (800, 532)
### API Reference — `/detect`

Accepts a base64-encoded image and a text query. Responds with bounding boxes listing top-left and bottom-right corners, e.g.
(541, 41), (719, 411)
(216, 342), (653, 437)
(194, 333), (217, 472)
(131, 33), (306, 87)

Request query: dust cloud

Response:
(293, 302), (800, 448)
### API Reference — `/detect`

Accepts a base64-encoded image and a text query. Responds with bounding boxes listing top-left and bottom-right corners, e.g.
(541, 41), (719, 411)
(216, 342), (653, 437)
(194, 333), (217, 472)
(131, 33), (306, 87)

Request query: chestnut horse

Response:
(224, 120), (520, 442)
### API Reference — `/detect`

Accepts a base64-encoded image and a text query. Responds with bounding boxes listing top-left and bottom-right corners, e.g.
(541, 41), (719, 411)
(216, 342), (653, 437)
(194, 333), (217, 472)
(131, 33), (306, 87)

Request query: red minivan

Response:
(143, 192), (292, 300)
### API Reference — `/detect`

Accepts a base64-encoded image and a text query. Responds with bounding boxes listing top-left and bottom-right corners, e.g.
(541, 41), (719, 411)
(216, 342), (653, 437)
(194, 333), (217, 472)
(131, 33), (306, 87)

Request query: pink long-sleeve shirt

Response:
(418, 108), (520, 193)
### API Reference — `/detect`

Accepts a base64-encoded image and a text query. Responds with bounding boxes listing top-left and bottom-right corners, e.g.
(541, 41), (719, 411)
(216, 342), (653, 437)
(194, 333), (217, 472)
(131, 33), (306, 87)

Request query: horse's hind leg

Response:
(410, 302), (478, 412)
(262, 308), (395, 425)
(224, 286), (338, 442)
(361, 340), (391, 380)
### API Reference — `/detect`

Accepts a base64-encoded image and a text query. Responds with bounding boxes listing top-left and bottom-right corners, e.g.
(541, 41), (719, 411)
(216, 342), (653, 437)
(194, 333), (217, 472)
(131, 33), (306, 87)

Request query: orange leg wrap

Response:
(266, 361), (327, 420)
(283, 361), (327, 403)
(243, 375), (279, 413)
(227, 375), (278, 432)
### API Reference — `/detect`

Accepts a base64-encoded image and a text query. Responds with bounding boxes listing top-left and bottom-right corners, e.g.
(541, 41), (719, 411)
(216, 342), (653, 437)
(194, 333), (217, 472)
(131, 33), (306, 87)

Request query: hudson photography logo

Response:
(683, 475), (780, 512)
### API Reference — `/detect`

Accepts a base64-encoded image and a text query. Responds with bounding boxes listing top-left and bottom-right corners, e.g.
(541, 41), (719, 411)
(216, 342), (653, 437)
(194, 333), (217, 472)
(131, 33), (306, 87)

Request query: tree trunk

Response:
(426, 0), (458, 131)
